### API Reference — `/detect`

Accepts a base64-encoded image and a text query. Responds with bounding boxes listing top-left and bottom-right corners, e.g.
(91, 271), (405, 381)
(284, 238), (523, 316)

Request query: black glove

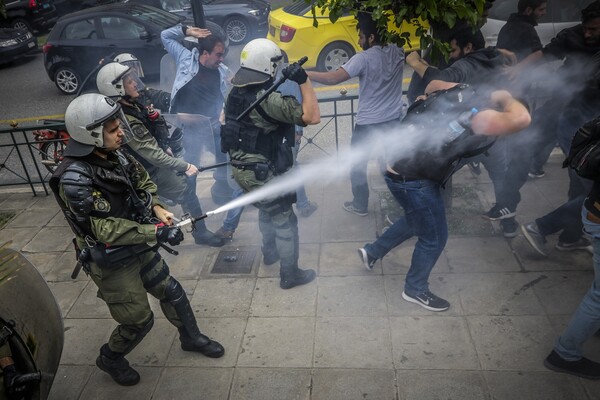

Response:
(3, 365), (27, 400)
(156, 225), (184, 246)
(282, 62), (308, 85)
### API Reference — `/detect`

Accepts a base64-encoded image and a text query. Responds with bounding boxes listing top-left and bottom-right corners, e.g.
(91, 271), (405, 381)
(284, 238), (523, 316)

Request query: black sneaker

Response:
(402, 290), (450, 312)
(358, 247), (376, 271)
(544, 350), (600, 380)
(528, 169), (545, 179)
(483, 204), (516, 220)
(501, 219), (519, 238)
(555, 237), (593, 254)
(521, 222), (548, 256)
(342, 201), (368, 217)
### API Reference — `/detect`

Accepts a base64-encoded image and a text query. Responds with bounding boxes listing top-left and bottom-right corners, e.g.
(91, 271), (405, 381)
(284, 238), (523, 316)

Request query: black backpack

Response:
(564, 115), (600, 179)
(391, 84), (496, 184)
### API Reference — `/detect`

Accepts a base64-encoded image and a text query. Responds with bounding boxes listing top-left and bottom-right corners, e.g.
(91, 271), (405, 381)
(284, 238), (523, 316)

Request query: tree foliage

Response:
(306, 0), (487, 56)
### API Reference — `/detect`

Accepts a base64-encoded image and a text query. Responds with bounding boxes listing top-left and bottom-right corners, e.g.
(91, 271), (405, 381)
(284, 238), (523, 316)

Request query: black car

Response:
(0, 28), (38, 64)
(127, 0), (270, 44)
(1, 0), (58, 33)
(43, 3), (184, 94)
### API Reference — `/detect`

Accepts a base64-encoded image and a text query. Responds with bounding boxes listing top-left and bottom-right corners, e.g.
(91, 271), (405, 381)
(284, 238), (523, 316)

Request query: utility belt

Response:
(231, 160), (272, 181)
(72, 240), (159, 278)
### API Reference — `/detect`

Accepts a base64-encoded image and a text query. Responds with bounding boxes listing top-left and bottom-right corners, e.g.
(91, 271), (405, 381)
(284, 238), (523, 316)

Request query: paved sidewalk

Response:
(0, 153), (599, 400)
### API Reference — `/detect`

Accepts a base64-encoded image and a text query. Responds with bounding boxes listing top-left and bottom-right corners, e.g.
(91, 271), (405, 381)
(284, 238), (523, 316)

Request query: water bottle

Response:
(447, 107), (478, 141)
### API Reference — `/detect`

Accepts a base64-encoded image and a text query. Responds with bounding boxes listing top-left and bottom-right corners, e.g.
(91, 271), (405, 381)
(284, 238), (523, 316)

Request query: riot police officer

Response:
(96, 62), (224, 247)
(50, 94), (224, 386)
(220, 39), (321, 289)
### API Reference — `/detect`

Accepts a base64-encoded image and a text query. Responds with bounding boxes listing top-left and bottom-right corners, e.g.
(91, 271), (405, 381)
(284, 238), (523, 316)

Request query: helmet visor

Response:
(91, 107), (134, 150)
(122, 70), (145, 95)
(122, 59), (144, 78)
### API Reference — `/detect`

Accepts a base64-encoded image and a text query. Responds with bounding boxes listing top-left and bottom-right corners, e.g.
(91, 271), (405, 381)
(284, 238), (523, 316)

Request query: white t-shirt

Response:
(342, 44), (405, 125)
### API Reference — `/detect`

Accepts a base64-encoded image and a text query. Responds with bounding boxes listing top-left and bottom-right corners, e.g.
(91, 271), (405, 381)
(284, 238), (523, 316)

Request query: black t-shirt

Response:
(171, 64), (222, 118)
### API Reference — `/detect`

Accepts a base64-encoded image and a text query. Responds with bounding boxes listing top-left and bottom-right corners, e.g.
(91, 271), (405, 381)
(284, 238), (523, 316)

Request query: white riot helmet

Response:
(63, 93), (133, 156)
(96, 62), (145, 99)
(113, 53), (144, 78)
(231, 38), (283, 87)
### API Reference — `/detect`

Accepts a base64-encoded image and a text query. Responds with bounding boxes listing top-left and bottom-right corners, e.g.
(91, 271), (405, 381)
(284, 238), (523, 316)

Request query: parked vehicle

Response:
(267, 3), (424, 72)
(0, 28), (38, 65)
(481, 0), (595, 46)
(43, 3), (184, 94)
(125, 0), (269, 44)
(0, 0), (58, 33)
(53, 0), (104, 17)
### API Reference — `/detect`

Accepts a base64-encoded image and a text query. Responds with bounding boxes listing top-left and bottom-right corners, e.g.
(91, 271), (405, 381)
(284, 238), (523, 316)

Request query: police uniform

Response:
(222, 81), (312, 288)
(120, 99), (223, 247)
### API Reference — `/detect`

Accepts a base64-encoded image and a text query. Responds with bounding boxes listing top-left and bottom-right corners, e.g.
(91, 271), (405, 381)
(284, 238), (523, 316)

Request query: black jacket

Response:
(496, 13), (542, 62)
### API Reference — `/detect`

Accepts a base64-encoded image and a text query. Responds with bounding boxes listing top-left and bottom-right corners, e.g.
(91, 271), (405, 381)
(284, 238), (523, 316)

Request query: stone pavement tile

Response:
(250, 277), (317, 317)
(191, 277), (256, 317)
(5, 207), (59, 228)
(47, 365), (94, 400)
(229, 367), (311, 400)
(165, 317), (246, 368)
(314, 316), (392, 369)
(456, 272), (546, 316)
(396, 370), (486, 399)
(298, 207), (322, 245)
(484, 371), (589, 400)
(0, 193), (39, 210)
(321, 185), (378, 242)
(547, 315), (600, 360)
(311, 368), (396, 400)
(319, 242), (377, 276)
(30, 193), (62, 209)
(47, 281), (88, 317)
(513, 236), (593, 271)
(0, 227), (41, 251)
(390, 316), (479, 370)
(237, 317), (315, 368)
(80, 366), (161, 399)
(128, 319), (177, 367)
(316, 276), (388, 317)
(257, 243), (319, 278)
(22, 226), (73, 253)
(382, 239), (451, 274)
(24, 251), (61, 276)
(66, 280), (112, 319)
(162, 243), (215, 280)
(532, 271), (594, 315)
(445, 236), (521, 273)
(153, 367), (233, 400)
(583, 380), (600, 400)
(48, 211), (68, 227)
(467, 315), (556, 370)
(60, 318), (115, 365)
(385, 274), (464, 316)
(44, 251), (90, 282)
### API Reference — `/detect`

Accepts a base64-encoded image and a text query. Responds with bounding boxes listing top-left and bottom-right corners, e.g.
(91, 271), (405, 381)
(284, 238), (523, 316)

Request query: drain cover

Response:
(211, 249), (256, 274)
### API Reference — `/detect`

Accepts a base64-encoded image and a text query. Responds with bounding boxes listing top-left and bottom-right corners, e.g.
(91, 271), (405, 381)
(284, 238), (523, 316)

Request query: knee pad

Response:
(162, 278), (186, 306)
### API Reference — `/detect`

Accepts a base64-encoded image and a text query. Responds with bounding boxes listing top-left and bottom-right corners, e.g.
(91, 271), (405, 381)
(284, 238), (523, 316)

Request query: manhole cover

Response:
(211, 249), (256, 274)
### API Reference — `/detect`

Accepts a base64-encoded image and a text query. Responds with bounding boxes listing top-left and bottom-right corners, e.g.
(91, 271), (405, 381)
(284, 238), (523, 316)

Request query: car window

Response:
(101, 17), (144, 39)
(161, 0), (188, 11)
(61, 18), (97, 40)
(553, 0), (595, 23)
(130, 5), (183, 28)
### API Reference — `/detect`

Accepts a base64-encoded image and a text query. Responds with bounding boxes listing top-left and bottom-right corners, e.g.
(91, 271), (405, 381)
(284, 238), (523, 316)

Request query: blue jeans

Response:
(554, 207), (600, 361)
(364, 176), (448, 296)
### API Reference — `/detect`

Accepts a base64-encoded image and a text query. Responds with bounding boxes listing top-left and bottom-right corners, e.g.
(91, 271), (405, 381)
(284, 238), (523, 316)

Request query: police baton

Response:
(236, 56), (308, 122)
(177, 161), (230, 176)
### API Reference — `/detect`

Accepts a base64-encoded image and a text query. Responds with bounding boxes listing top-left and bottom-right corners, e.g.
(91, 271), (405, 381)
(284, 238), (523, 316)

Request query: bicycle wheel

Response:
(39, 140), (66, 173)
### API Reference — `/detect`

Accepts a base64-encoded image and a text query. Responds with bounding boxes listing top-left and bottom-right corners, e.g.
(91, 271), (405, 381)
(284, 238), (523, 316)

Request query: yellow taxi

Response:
(267, 2), (426, 71)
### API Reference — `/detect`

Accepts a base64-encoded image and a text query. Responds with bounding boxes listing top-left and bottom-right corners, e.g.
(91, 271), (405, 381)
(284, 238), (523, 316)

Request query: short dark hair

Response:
(517, 0), (546, 14)
(356, 12), (381, 44)
(582, 0), (600, 23)
(199, 35), (224, 54)
(450, 25), (485, 51)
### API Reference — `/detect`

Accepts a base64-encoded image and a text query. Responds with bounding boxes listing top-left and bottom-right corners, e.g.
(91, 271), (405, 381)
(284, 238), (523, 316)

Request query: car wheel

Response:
(11, 18), (33, 32)
(223, 16), (249, 44)
(317, 42), (355, 72)
(54, 67), (81, 95)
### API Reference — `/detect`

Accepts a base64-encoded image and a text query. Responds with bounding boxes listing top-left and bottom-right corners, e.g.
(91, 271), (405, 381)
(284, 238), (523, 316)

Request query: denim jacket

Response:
(161, 24), (232, 114)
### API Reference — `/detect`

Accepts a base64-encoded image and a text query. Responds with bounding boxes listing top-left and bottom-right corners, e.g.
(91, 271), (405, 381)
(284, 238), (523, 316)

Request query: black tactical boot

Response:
(178, 327), (225, 358)
(280, 266), (316, 289)
(96, 344), (140, 386)
(193, 228), (225, 247)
